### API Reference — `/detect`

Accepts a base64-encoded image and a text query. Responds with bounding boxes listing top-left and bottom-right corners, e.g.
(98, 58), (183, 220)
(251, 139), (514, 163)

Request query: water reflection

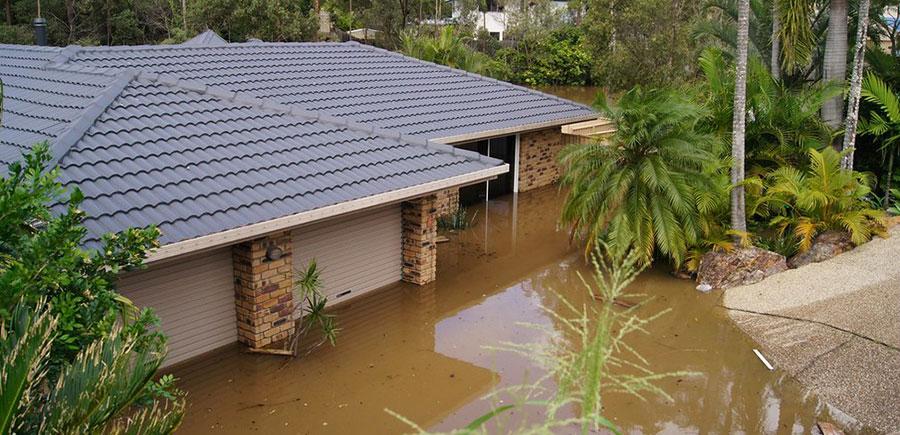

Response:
(172, 186), (829, 434)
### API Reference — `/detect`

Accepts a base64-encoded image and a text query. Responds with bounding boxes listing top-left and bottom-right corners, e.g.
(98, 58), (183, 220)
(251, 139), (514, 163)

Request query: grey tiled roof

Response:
(0, 44), (504, 248)
(55, 39), (595, 140)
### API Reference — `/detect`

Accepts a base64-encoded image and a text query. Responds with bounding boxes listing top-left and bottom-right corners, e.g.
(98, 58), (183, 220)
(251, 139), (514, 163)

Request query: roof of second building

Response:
(49, 37), (595, 141)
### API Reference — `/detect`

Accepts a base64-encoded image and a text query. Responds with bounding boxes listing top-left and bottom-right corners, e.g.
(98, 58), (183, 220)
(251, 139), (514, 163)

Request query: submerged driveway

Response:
(723, 226), (900, 433)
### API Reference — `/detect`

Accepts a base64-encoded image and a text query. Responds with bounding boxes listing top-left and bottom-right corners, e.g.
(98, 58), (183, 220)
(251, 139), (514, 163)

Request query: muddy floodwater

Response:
(172, 187), (835, 434)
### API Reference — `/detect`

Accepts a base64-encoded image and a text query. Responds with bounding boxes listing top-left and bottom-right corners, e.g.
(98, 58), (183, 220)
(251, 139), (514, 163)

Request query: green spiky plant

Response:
(387, 243), (696, 434)
(288, 260), (339, 357)
(559, 86), (719, 267)
(0, 299), (184, 434)
(438, 207), (477, 231)
(760, 147), (886, 252)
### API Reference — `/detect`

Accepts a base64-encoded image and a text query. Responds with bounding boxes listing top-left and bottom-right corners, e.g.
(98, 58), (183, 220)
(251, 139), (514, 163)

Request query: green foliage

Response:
(0, 144), (161, 374)
(756, 147), (886, 251)
(560, 87), (718, 267)
(859, 71), (900, 207)
(187, 0), (318, 42)
(1, 299), (184, 434)
(400, 26), (501, 77)
(697, 47), (840, 172)
(290, 260), (339, 354)
(583, 0), (703, 91)
(496, 27), (593, 86)
(438, 207), (476, 231)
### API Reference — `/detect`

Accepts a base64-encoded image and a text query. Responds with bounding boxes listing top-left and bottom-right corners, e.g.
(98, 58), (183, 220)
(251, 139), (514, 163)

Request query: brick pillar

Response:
(402, 195), (438, 285)
(518, 128), (565, 192)
(434, 187), (460, 217)
(233, 231), (295, 349)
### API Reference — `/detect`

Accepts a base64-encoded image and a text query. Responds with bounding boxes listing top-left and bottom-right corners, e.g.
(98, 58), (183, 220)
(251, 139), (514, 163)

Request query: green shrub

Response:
(757, 147), (887, 251)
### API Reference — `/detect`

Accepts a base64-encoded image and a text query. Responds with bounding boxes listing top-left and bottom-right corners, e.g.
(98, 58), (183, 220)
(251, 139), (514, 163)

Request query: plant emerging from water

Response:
(388, 243), (695, 434)
(438, 207), (476, 231)
(288, 260), (338, 357)
(559, 86), (719, 267)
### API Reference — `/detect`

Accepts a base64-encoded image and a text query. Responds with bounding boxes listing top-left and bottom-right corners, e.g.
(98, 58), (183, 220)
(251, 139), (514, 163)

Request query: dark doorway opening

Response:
(458, 135), (516, 206)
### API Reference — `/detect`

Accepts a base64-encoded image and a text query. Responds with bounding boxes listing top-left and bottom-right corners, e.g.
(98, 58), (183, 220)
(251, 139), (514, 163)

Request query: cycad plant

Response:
(560, 87), (718, 267)
(761, 147), (886, 251)
(859, 72), (900, 208)
(1, 299), (184, 434)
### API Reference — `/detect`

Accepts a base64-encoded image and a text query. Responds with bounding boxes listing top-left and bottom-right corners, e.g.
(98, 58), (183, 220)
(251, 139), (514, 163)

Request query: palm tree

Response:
(859, 72), (900, 206)
(559, 87), (717, 267)
(840, 0), (872, 169)
(821, 0), (849, 130)
(732, 0), (751, 235)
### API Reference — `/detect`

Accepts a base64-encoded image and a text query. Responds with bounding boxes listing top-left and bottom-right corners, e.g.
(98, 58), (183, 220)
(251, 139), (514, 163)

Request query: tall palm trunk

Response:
(771, 0), (781, 80)
(822, 0), (848, 132)
(732, 0), (750, 235)
(841, 0), (871, 169)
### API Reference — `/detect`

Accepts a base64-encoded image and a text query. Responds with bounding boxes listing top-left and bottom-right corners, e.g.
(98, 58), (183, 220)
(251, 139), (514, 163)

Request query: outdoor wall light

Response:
(265, 246), (283, 261)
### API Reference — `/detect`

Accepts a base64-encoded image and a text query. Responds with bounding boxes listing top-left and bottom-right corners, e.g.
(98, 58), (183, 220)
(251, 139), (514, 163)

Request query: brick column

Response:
(402, 195), (438, 285)
(232, 231), (294, 349)
(519, 128), (565, 192)
(434, 187), (460, 218)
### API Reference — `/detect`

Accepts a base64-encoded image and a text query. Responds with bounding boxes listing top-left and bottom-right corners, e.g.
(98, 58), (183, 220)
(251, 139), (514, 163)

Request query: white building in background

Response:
(453, 0), (570, 41)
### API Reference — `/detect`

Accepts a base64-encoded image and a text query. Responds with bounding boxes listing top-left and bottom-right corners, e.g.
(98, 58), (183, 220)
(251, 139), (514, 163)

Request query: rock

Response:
(788, 231), (854, 268)
(696, 247), (788, 290)
(696, 283), (713, 293)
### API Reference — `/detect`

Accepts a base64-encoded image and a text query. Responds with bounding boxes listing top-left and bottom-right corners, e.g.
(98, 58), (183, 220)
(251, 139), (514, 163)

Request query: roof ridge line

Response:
(344, 41), (597, 112)
(48, 69), (139, 168)
(138, 72), (500, 166)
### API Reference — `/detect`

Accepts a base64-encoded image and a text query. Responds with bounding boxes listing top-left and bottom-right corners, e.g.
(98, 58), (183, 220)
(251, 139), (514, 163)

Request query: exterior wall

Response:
(292, 206), (402, 306)
(118, 248), (236, 367)
(518, 127), (565, 192)
(401, 195), (438, 285)
(435, 187), (460, 217)
(233, 232), (295, 349)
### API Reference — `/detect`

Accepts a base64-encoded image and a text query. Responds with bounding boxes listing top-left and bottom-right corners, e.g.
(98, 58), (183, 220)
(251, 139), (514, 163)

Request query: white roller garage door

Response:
(292, 206), (401, 306)
(118, 248), (236, 367)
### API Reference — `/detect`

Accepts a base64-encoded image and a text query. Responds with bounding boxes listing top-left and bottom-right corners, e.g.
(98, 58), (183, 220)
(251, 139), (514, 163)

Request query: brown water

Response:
(171, 187), (834, 434)
(535, 85), (602, 106)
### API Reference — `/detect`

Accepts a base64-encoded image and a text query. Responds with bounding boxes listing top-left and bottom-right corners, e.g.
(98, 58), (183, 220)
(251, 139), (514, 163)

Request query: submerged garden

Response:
(1, 0), (899, 433)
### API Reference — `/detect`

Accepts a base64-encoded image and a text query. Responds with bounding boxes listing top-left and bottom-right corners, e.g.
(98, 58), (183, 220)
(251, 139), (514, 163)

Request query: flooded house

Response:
(0, 31), (596, 366)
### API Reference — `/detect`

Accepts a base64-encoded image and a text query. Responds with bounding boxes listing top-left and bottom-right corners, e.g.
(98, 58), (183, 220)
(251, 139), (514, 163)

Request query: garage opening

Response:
(458, 135), (516, 205)
(292, 206), (402, 307)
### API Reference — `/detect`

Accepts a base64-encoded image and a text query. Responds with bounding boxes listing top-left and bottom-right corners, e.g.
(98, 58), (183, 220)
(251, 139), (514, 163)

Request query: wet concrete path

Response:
(725, 226), (900, 433)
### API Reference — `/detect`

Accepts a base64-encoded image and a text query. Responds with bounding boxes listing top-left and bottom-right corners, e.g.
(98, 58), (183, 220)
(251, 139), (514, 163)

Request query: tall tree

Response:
(821, 0), (849, 130)
(841, 0), (872, 169)
(731, 0), (751, 235)
(771, 0), (781, 80)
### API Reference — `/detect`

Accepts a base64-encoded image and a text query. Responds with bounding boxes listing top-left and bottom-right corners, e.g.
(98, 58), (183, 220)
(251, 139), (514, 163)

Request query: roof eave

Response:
(429, 113), (600, 145)
(144, 163), (509, 265)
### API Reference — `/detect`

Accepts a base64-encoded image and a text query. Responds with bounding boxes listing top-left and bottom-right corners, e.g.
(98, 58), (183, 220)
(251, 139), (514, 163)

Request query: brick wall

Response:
(434, 187), (460, 217)
(233, 232), (295, 348)
(401, 195), (438, 285)
(518, 128), (565, 192)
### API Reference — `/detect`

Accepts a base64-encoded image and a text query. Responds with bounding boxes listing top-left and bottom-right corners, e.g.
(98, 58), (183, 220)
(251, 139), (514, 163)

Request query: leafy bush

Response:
(757, 147), (886, 251)
(498, 26), (593, 86)
(0, 144), (161, 373)
(1, 299), (184, 434)
(560, 86), (718, 267)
